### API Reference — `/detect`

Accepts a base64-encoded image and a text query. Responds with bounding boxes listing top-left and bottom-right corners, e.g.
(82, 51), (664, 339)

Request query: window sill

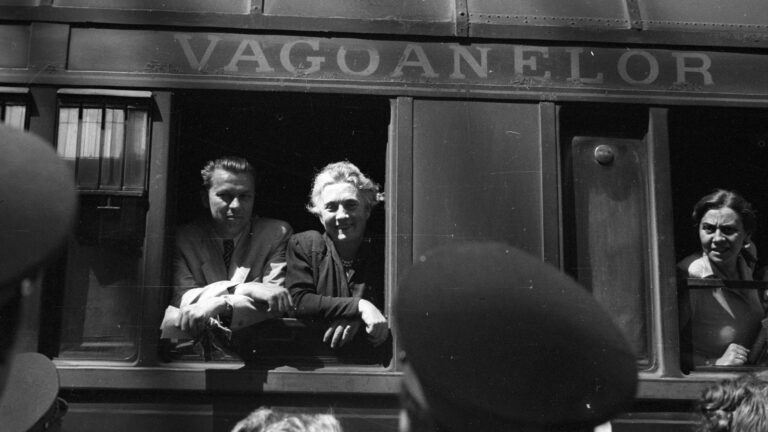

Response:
(637, 369), (763, 400)
(56, 362), (402, 394)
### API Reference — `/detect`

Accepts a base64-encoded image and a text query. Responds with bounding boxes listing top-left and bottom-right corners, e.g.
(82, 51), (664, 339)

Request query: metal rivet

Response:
(594, 144), (614, 165)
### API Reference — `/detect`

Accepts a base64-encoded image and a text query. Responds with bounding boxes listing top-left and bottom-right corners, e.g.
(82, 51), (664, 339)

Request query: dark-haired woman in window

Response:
(679, 189), (766, 369)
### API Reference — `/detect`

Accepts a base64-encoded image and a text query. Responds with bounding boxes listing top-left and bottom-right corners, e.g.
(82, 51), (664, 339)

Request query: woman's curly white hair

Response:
(307, 161), (383, 216)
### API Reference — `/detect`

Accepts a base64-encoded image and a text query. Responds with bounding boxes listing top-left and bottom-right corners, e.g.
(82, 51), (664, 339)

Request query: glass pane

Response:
(3, 104), (26, 130)
(54, 98), (152, 361)
(559, 105), (652, 365)
(569, 137), (650, 359)
(413, 100), (543, 256)
(56, 107), (80, 177)
(123, 109), (148, 191)
(59, 195), (143, 361)
(100, 108), (125, 189)
(77, 108), (103, 189)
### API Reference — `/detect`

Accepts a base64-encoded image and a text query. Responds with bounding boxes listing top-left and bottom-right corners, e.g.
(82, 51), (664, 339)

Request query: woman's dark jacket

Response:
(285, 230), (384, 322)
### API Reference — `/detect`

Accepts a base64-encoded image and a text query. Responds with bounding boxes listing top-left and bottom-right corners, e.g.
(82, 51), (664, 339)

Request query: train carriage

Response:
(4, 1), (768, 430)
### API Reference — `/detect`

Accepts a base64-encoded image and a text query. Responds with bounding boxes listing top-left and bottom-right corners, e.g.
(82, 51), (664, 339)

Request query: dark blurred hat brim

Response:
(402, 366), (597, 432)
(0, 352), (64, 431)
(0, 125), (77, 287)
(396, 242), (638, 430)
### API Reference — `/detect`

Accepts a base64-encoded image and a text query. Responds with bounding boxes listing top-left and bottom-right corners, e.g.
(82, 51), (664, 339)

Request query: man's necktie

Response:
(223, 239), (234, 269)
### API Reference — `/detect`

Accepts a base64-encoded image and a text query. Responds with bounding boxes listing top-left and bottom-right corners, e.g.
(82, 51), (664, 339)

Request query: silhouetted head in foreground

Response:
(231, 407), (343, 432)
(0, 124), (77, 429)
(698, 374), (768, 432)
(395, 242), (638, 432)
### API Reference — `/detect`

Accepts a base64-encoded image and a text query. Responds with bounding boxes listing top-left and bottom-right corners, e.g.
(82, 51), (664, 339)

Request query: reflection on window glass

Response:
(59, 197), (145, 361)
(57, 108), (79, 163)
(78, 108), (103, 188)
(101, 109), (125, 189)
(54, 97), (151, 361)
(124, 109), (148, 191)
(56, 102), (150, 191)
(3, 103), (26, 130)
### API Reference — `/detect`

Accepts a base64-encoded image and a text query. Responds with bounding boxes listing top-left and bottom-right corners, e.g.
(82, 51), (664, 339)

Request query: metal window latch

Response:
(96, 196), (121, 210)
(594, 144), (615, 165)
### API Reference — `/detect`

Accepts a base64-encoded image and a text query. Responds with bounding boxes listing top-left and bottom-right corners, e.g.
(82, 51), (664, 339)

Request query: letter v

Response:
(175, 34), (221, 71)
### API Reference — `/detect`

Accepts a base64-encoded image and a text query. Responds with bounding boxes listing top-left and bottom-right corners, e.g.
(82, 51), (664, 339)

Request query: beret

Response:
(0, 125), (77, 289)
(395, 242), (637, 431)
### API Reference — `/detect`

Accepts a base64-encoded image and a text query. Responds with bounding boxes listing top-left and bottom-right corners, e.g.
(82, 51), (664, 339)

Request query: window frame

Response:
(553, 103), (768, 400)
(42, 90), (768, 398)
(42, 88), (166, 365)
(35, 90), (766, 400)
(555, 103), (662, 369)
(51, 92), (410, 395)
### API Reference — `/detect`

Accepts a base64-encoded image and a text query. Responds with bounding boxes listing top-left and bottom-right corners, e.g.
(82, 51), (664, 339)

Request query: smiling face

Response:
(319, 182), (371, 246)
(204, 168), (255, 238)
(699, 207), (751, 273)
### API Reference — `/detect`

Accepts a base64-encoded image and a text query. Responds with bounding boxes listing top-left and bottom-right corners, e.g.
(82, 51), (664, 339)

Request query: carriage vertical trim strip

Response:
(252, 0), (263, 14)
(625, 0), (644, 30)
(455, 0), (469, 37)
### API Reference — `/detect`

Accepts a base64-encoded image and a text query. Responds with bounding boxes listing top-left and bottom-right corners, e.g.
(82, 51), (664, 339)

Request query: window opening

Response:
(669, 107), (768, 372)
(167, 91), (390, 367)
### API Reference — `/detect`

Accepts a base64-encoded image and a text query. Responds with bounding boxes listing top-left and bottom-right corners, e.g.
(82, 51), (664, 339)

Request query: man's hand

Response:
(236, 282), (293, 313)
(358, 299), (388, 347)
(323, 319), (362, 348)
(178, 297), (227, 336)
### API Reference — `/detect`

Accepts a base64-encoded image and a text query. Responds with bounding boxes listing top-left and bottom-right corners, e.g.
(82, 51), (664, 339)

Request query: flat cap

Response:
(396, 242), (637, 431)
(0, 125), (77, 288)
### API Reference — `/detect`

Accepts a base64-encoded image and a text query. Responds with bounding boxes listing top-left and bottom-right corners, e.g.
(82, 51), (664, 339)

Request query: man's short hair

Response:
(200, 156), (256, 190)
